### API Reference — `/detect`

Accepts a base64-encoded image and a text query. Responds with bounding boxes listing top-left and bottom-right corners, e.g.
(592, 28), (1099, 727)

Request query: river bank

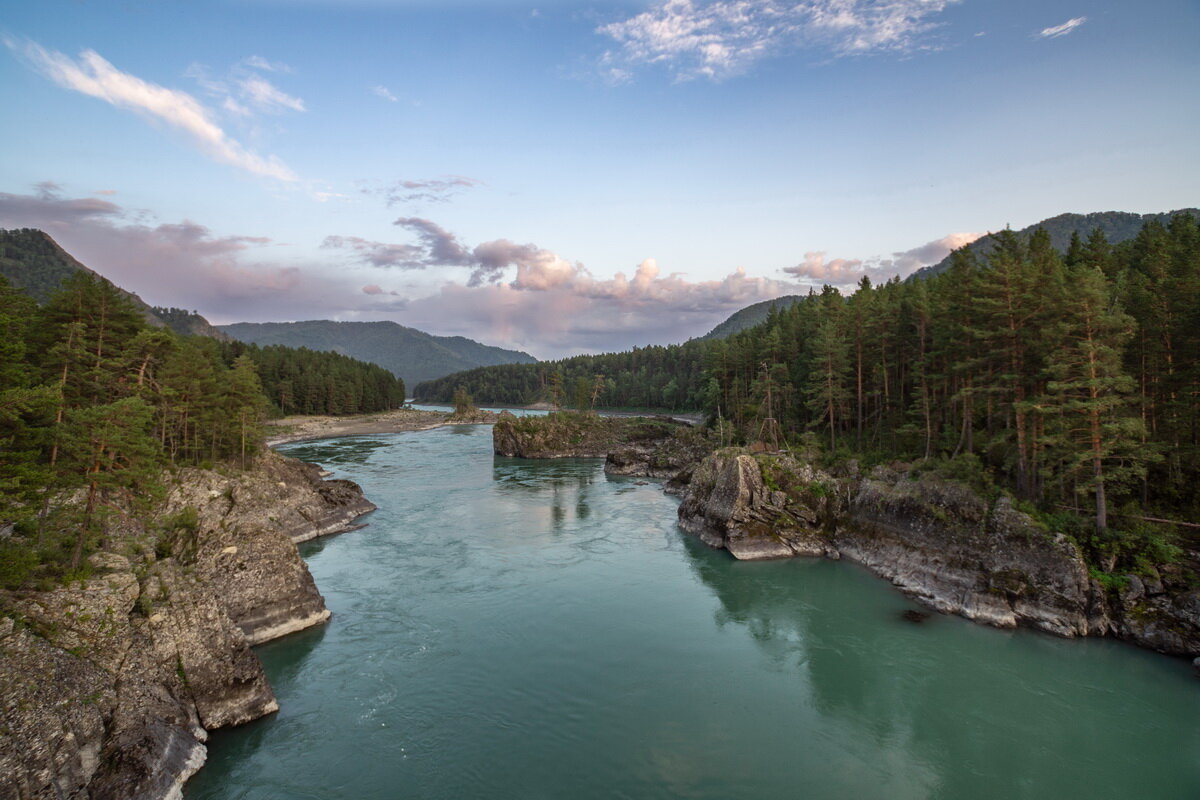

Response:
(265, 407), (497, 446)
(0, 451), (376, 798)
(491, 413), (1200, 672)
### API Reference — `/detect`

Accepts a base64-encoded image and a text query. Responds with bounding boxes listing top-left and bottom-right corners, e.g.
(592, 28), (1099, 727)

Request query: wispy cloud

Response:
(1036, 17), (1087, 39)
(6, 38), (297, 181)
(782, 232), (983, 285)
(238, 75), (306, 113)
(321, 235), (423, 268)
(363, 176), (484, 207)
(597, 0), (961, 82)
(186, 56), (306, 116)
(242, 55), (291, 73)
(372, 85), (398, 102)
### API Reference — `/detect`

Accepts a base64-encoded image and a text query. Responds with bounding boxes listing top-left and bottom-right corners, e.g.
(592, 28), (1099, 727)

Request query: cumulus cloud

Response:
(0, 184), (349, 321)
(598, 0), (961, 81)
(6, 38), (297, 181)
(391, 260), (791, 357)
(782, 232), (983, 286)
(372, 85), (399, 102)
(1036, 17), (1087, 39)
(335, 213), (796, 355)
(364, 176), (483, 207)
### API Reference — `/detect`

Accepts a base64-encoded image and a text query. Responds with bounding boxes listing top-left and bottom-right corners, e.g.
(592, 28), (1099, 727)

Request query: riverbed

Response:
(185, 424), (1200, 799)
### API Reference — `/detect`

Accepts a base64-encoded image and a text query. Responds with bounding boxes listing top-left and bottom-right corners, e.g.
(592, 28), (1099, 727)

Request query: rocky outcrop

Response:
(0, 450), (374, 799)
(677, 452), (838, 559)
(845, 469), (1099, 637)
(676, 450), (1200, 660)
(493, 411), (711, 491)
(164, 454), (375, 645)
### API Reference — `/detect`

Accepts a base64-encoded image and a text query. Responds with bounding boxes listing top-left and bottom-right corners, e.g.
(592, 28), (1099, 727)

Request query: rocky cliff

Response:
(677, 449), (1200, 662)
(0, 450), (375, 800)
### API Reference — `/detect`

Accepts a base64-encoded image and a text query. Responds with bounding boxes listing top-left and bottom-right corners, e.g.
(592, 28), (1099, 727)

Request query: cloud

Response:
(0, 184), (347, 321)
(390, 259), (792, 357)
(186, 56), (306, 116)
(597, 0), (960, 81)
(372, 85), (398, 102)
(362, 284), (402, 297)
(237, 75), (306, 113)
(0, 184), (797, 358)
(364, 176), (483, 206)
(7, 38), (296, 181)
(341, 213), (797, 355)
(782, 231), (983, 286)
(321, 235), (424, 268)
(1036, 17), (1087, 39)
(242, 55), (291, 73)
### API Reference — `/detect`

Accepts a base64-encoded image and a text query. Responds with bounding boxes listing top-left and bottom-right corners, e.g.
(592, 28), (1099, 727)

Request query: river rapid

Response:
(185, 424), (1200, 799)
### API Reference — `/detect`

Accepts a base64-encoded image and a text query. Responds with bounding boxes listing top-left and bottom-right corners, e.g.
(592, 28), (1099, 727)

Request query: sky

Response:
(1, 0), (1197, 359)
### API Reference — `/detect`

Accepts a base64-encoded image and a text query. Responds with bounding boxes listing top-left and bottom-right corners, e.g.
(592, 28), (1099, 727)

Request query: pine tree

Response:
(805, 309), (851, 450)
(1040, 267), (1145, 532)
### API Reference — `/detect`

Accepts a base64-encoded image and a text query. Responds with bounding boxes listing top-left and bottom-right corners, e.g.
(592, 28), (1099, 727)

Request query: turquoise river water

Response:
(185, 424), (1200, 799)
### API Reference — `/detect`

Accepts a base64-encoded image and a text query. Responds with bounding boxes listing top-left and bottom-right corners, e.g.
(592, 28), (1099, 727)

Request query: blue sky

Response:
(1, 0), (1197, 358)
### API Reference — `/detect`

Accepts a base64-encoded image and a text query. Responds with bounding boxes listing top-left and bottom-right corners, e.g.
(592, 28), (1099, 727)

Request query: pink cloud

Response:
(0, 185), (350, 322)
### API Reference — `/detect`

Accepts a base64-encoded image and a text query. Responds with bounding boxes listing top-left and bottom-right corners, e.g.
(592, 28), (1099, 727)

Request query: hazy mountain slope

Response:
(698, 295), (809, 340)
(218, 320), (537, 386)
(912, 209), (1200, 279)
(0, 228), (232, 340)
(0, 228), (166, 326)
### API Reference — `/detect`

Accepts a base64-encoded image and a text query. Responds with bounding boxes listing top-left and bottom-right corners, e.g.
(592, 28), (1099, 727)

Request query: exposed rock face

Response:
(845, 470), (1098, 637)
(0, 450), (374, 799)
(678, 451), (838, 560)
(164, 454), (376, 644)
(676, 450), (1200, 660)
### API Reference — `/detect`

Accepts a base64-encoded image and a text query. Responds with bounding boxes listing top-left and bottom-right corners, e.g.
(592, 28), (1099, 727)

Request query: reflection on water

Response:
(188, 425), (1200, 800)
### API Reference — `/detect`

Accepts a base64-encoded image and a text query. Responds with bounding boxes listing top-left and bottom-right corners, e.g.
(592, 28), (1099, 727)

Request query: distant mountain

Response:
(912, 209), (1200, 279)
(0, 227), (229, 340)
(218, 320), (537, 387)
(698, 295), (808, 340)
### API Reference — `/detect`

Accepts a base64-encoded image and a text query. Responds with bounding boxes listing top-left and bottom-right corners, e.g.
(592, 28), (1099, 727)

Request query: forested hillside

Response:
(220, 319), (537, 386)
(422, 213), (1200, 571)
(0, 270), (404, 588)
(912, 209), (1199, 279)
(704, 213), (1200, 567)
(697, 294), (807, 340)
(416, 341), (709, 411)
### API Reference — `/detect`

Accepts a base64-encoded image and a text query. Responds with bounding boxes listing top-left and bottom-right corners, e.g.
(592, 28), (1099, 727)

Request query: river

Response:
(185, 424), (1200, 799)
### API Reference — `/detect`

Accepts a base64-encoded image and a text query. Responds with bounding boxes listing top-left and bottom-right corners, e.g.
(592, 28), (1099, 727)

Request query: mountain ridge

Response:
(218, 319), (538, 387)
(698, 208), (1200, 341)
(912, 208), (1200, 279)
